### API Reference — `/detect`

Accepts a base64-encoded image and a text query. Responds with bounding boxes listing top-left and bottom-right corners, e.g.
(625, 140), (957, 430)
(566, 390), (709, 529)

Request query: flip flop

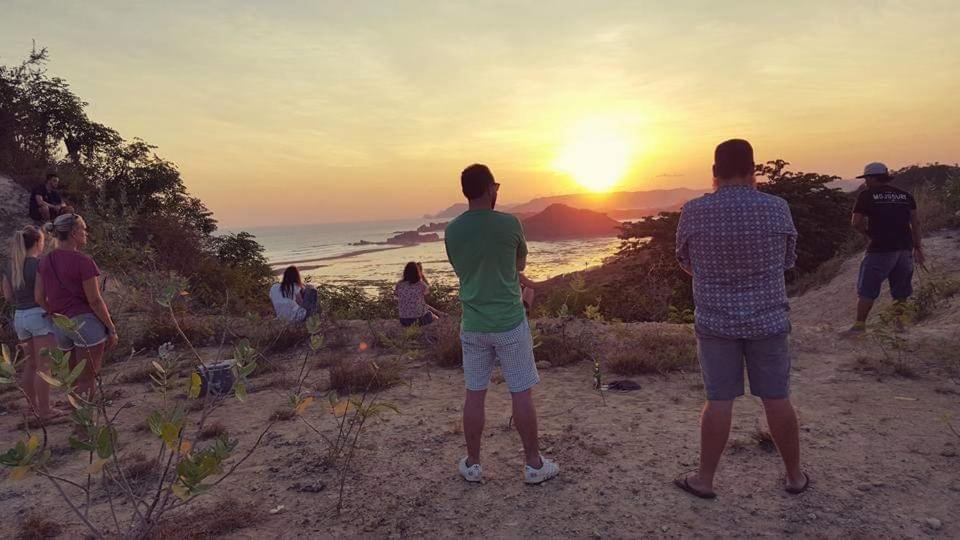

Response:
(785, 472), (811, 495)
(673, 475), (716, 499)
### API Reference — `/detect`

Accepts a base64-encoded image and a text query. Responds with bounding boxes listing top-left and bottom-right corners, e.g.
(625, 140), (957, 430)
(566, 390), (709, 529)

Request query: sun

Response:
(552, 118), (634, 193)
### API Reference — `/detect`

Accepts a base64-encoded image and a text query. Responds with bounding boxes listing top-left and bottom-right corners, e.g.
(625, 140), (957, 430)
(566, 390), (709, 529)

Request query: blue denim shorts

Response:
(53, 312), (108, 350)
(696, 328), (791, 401)
(13, 307), (55, 341)
(857, 250), (914, 301)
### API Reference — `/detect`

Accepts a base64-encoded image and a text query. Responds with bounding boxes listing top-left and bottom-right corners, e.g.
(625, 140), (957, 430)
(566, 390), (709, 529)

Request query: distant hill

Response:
(521, 204), (621, 241)
(425, 187), (706, 220)
(828, 178), (864, 192)
(509, 188), (705, 214)
(423, 203), (469, 219)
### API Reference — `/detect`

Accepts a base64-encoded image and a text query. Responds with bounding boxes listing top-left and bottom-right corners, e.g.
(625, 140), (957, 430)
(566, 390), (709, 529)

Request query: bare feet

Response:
(785, 471), (811, 494)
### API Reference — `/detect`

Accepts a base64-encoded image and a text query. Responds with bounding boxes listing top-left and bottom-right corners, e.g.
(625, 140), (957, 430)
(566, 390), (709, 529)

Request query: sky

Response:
(1, 1), (958, 228)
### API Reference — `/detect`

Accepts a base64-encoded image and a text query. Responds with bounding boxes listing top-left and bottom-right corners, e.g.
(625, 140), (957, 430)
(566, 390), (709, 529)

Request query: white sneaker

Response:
(524, 456), (560, 485)
(459, 457), (483, 483)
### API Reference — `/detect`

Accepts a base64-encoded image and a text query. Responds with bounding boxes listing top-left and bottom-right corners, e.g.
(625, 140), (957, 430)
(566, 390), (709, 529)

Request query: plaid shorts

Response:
(460, 319), (539, 393)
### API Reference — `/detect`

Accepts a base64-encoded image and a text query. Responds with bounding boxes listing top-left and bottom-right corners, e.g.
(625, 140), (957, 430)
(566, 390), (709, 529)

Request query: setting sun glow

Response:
(553, 119), (635, 193)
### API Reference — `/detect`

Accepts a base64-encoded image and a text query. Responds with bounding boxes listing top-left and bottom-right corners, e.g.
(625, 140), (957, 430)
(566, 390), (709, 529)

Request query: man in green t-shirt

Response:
(444, 164), (559, 485)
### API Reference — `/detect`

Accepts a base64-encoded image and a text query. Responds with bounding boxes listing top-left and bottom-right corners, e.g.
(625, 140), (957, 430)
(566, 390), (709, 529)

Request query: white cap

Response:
(856, 162), (891, 178)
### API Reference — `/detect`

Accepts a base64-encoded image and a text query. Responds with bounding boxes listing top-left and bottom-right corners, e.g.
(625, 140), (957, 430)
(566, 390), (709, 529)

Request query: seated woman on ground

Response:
(36, 214), (119, 401)
(1, 225), (64, 421)
(269, 266), (319, 323)
(396, 261), (443, 327)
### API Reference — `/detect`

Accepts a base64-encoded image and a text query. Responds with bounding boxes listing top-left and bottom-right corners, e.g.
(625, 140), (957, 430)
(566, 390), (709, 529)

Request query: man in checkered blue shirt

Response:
(673, 139), (810, 499)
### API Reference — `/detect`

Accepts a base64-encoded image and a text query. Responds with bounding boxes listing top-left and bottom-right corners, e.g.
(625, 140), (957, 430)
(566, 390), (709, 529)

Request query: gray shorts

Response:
(461, 319), (540, 393)
(858, 250), (914, 301)
(53, 312), (108, 350)
(696, 328), (791, 401)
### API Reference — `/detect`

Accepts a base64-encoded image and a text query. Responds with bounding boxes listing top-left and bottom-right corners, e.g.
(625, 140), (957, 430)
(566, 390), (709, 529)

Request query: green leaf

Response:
(36, 371), (62, 388)
(52, 314), (78, 333)
(187, 372), (202, 399)
(310, 334), (324, 351)
(234, 380), (247, 402)
(160, 422), (180, 449)
(305, 315), (322, 335)
(69, 437), (95, 452)
(96, 426), (115, 459)
(239, 362), (256, 378)
(146, 411), (164, 437)
(66, 359), (87, 386)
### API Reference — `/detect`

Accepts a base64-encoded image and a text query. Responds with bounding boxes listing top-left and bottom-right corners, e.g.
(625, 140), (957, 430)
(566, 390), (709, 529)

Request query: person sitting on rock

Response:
(269, 266), (319, 323)
(28, 173), (67, 223)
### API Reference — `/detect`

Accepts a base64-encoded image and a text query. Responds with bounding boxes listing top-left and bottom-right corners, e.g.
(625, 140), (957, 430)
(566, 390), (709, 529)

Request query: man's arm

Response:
(34, 193), (51, 210)
(676, 207), (693, 276)
(784, 202), (798, 270)
(515, 218), (528, 273)
(851, 213), (868, 236)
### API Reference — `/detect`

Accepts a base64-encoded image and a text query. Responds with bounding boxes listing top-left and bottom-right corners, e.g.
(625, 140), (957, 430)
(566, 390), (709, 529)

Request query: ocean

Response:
(245, 218), (622, 289)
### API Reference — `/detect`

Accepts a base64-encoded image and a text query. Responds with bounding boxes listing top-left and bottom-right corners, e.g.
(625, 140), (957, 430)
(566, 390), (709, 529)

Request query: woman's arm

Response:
(34, 276), (49, 311)
(1, 275), (13, 304)
(82, 277), (118, 347)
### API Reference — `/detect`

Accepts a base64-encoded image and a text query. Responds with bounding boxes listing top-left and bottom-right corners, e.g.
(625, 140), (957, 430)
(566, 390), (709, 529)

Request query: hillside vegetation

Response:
(0, 48), (272, 314)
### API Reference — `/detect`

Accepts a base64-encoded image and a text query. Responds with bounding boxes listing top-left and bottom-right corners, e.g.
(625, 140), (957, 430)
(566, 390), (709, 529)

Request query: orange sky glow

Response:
(2, 1), (958, 228)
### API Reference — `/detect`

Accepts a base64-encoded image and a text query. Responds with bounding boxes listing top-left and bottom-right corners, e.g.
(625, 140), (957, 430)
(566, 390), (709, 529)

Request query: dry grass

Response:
(607, 329), (697, 375)
(269, 407), (296, 422)
(115, 451), (158, 490)
(198, 421), (227, 441)
(118, 312), (215, 353)
(431, 320), (462, 368)
(328, 358), (403, 393)
(535, 333), (583, 367)
(114, 362), (155, 384)
(16, 515), (62, 539)
(854, 355), (919, 379)
(147, 498), (261, 540)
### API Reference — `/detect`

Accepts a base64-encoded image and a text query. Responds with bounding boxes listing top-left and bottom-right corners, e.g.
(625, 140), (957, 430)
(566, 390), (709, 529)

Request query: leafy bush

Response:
(755, 160), (855, 278)
(0, 287), (271, 539)
(0, 48), (270, 313)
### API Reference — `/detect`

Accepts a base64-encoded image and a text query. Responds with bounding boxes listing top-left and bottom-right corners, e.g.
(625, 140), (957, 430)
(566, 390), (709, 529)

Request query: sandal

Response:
(673, 474), (716, 499)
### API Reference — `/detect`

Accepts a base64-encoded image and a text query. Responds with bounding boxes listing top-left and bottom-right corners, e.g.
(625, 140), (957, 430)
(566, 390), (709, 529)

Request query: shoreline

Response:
(269, 245), (410, 269)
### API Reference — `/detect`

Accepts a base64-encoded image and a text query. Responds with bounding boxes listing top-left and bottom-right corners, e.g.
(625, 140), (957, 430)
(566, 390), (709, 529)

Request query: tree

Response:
(755, 160), (854, 277)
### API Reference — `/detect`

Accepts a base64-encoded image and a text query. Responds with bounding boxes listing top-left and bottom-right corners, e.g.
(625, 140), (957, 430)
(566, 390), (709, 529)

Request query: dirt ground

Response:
(1, 233), (959, 539)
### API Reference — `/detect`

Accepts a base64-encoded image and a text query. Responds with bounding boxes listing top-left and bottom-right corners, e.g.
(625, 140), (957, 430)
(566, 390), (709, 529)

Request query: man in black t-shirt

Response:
(28, 173), (65, 222)
(842, 162), (923, 335)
